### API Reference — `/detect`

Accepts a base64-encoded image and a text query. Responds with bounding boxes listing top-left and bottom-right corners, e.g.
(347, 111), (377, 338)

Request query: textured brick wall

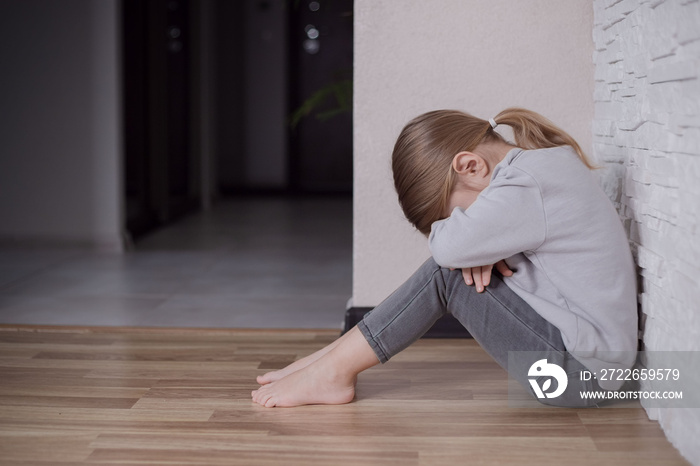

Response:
(593, 0), (700, 462)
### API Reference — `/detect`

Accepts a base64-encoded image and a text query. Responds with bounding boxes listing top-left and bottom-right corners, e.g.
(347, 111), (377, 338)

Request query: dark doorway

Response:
(122, 0), (354, 241)
(122, 0), (201, 239)
(214, 0), (353, 196)
(288, 0), (354, 194)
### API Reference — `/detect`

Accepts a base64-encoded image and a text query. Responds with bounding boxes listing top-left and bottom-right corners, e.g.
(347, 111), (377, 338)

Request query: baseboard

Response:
(343, 307), (472, 338)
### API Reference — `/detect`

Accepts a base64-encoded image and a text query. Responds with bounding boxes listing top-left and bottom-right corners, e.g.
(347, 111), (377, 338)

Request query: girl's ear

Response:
(452, 151), (483, 176)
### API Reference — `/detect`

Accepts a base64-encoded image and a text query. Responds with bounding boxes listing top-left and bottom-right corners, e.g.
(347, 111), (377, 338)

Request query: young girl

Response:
(251, 108), (638, 408)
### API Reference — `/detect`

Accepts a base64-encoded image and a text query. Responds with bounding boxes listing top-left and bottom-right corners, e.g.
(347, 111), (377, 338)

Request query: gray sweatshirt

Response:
(429, 146), (638, 390)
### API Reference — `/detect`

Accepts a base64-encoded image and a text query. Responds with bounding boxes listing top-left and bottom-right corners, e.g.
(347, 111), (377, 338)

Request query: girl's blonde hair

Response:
(392, 107), (595, 236)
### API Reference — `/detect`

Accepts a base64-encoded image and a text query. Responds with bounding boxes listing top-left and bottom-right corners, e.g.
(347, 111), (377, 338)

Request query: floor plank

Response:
(0, 327), (688, 465)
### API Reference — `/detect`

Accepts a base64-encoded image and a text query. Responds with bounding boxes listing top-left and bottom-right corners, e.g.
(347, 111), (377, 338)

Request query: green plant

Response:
(289, 78), (352, 129)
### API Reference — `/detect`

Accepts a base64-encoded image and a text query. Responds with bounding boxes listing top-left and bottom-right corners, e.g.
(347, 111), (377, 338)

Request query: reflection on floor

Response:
(0, 197), (352, 329)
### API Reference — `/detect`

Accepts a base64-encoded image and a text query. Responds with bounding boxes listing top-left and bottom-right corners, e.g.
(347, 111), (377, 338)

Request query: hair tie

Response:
(489, 118), (498, 129)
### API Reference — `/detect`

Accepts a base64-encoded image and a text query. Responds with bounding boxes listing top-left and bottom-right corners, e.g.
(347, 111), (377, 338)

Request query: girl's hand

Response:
(461, 260), (513, 293)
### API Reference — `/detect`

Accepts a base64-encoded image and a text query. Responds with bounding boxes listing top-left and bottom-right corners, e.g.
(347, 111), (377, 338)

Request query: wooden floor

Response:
(0, 326), (688, 466)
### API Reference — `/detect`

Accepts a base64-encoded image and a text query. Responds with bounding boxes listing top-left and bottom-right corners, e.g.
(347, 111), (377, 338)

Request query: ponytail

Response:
(493, 107), (597, 169)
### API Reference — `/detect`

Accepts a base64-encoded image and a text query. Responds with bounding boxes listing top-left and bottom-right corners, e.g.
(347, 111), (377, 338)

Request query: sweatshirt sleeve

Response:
(428, 166), (547, 268)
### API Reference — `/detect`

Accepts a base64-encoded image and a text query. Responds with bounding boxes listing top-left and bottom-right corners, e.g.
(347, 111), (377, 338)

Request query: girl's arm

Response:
(428, 166), (546, 269)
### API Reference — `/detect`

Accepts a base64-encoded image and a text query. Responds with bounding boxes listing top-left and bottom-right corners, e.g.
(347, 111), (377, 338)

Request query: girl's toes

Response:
(259, 392), (272, 407)
(264, 396), (277, 408)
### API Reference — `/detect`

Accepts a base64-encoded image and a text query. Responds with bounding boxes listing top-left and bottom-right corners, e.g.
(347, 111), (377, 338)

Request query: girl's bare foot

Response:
(256, 331), (349, 385)
(251, 326), (379, 408)
(251, 358), (356, 408)
(256, 350), (328, 385)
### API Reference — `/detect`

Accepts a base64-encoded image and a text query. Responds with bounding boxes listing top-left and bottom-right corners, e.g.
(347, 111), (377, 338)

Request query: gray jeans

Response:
(357, 258), (602, 407)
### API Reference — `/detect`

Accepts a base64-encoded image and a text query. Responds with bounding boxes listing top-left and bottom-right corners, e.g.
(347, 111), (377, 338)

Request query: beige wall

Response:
(353, 0), (595, 306)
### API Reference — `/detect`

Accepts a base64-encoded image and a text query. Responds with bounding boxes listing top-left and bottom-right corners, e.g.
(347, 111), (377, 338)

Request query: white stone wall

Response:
(593, 0), (700, 462)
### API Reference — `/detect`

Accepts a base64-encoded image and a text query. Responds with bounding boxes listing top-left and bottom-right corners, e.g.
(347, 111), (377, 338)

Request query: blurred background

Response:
(0, 0), (354, 329)
(120, 0), (353, 235)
